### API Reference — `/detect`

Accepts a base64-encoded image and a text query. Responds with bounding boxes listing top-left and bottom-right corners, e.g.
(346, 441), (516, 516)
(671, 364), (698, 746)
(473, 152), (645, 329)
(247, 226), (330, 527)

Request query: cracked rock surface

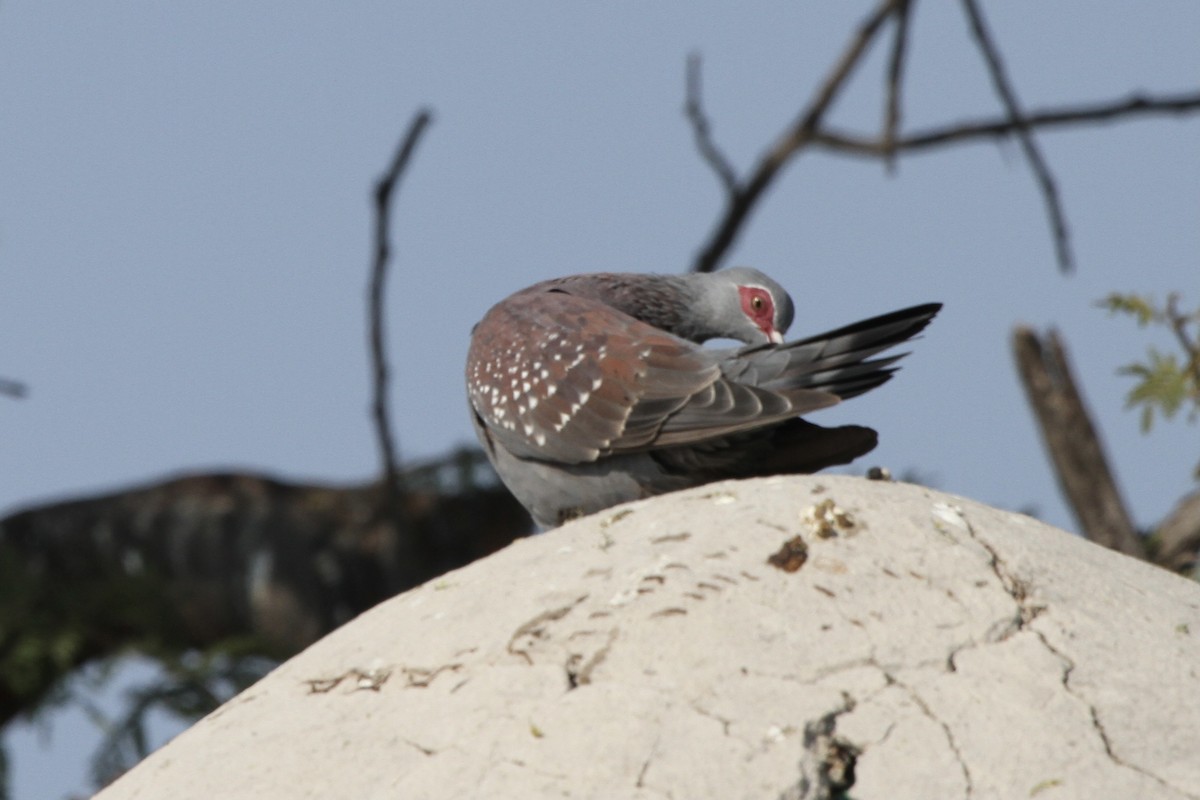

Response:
(95, 476), (1200, 800)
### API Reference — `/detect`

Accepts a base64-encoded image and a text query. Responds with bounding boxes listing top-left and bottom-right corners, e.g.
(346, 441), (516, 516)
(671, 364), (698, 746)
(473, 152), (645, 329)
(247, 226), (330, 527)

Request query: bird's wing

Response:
(467, 291), (837, 464)
(719, 302), (942, 399)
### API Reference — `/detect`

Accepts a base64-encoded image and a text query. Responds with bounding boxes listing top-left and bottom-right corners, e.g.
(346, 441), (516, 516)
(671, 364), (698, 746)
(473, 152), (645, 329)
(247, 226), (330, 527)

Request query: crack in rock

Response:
(506, 594), (589, 665)
(690, 701), (734, 738)
(1033, 624), (1199, 799)
(401, 737), (435, 757)
(808, 657), (886, 685)
(946, 504), (1197, 799)
(499, 757), (572, 783)
(886, 672), (973, 799)
(564, 627), (618, 689)
(782, 692), (860, 800)
(633, 739), (677, 800)
(302, 663), (393, 694)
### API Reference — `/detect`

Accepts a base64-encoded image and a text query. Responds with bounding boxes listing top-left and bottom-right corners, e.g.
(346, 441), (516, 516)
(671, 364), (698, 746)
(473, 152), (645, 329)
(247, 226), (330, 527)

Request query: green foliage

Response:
(0, 545), (180, 724)
(1119, 348), (1193, 432)
(1098, 293), (1158, 327)
(1099, 292), (1200, 440)
(0, 550), (93, 718)
(0, 539), (279, 795)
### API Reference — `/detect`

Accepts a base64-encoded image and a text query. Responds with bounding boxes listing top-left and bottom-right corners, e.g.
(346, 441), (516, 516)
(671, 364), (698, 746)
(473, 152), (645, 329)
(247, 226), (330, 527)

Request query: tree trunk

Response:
(0, 450), (531, 727)
(1011, 327), (1143, 558)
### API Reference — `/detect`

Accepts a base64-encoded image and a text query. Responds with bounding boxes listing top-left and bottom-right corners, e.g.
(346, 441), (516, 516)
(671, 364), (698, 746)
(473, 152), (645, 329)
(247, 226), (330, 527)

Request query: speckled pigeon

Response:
(467, 267), (940, 528)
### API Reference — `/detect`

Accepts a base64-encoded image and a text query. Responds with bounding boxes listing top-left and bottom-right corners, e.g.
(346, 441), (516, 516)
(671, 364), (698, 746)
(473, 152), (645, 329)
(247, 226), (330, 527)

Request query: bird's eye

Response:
(737, 285), (777, 340)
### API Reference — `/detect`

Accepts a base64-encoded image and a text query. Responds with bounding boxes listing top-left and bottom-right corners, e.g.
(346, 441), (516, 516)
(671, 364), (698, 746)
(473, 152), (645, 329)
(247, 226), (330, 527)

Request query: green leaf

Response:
(1097, 292), (1158, 326)
(1120, 347), (1189, 432)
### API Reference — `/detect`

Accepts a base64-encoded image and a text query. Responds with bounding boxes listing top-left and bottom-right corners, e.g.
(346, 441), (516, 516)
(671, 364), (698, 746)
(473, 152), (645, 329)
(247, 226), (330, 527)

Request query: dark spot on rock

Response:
(767, 535), (808, 573)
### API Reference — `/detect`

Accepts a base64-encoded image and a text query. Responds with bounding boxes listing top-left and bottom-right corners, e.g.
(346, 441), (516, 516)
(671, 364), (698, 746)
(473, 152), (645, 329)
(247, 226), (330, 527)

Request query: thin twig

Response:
(882, 0), (913, 172)
(692, 0), (901, 273)
(961, 0), (1072, 272)
(685, 53), (738, 193)
(0, 377), (27, 398)
(812, 90), (1200, 155)
(370, 109), (433, 510)
(1165, 293), (1200, 394)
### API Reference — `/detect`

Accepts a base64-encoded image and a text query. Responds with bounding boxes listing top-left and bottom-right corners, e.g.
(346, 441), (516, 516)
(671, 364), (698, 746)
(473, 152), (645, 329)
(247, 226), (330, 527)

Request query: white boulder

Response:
(95, 476), (1200, 800)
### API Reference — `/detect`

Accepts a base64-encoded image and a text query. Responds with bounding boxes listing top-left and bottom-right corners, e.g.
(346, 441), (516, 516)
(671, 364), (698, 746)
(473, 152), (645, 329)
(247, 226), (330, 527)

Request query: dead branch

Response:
(961, 0), (1072, 272)
(686, 0), (1200, 278)
(1012, 327), (1144, 558)
(685, 53), (737, 193)
(691, 0), (901, 274)
(882, 0), (913, 171)
(0, 452), (530, 727)
(0, 377), (26, 399)
(812, 90), (1200, 155)
(370, 110), (433, 509)
(1154, 490), (1200, 575)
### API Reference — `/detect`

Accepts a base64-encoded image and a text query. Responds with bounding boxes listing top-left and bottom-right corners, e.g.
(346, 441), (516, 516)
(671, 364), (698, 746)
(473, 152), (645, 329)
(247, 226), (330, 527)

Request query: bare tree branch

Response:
(685, 0), (1200, 280)
(0, 451), (531, 727)
(691, 0), (901, 274)
(882, 0), (913, 172)
(1012, 326), (1144, 559)
(0, 378), (26, 399)
(370, 109), (433, 510)
(961, 0), (1072, 272)
(1154, 490), (1200, 575)
(812, 90), (1200, 155)
(685, 53), (738, 194)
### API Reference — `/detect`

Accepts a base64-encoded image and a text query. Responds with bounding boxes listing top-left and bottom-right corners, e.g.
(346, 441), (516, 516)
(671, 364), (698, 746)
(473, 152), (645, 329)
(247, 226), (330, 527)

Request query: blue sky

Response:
(2, 3), (1198, 797)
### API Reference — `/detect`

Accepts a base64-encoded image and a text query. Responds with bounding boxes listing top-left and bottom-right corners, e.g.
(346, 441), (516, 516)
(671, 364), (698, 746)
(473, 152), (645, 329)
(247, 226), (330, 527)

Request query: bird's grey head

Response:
(688, 267), (795, 346)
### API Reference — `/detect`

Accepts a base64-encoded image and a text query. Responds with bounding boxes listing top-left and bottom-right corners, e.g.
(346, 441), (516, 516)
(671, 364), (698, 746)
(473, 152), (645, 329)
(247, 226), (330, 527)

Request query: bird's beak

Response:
(768, 330), (784, 345)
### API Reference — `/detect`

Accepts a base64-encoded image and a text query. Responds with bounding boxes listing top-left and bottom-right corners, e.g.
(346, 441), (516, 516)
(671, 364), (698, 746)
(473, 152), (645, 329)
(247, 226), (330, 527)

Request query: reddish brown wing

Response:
(467, 290), (838, 465)
(468, 291), (712, 463)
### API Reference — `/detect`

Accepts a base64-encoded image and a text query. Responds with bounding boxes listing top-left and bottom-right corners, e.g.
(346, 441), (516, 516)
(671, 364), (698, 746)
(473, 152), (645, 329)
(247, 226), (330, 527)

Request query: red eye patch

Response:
(738, 285), (778, 341)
